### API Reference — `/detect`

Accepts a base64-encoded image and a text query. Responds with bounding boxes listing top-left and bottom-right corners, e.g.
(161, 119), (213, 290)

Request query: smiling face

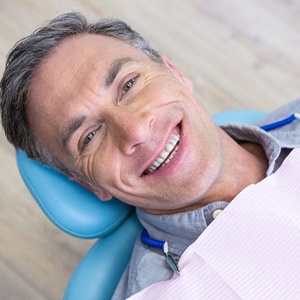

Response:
(27, 33), (224, 213)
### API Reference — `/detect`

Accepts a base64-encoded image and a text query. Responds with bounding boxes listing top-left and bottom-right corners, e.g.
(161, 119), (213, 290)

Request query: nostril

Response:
(149, 117), (154, 130)
(117, 124), (149, 155)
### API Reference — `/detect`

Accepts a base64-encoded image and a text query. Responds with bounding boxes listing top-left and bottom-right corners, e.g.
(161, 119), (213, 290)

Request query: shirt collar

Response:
(220, 123), (281, 175)
(137, 201), (228, 256)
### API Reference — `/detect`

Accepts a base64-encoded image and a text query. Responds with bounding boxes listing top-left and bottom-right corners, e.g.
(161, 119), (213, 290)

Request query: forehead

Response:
(28, 33), (149, 108)
(27, 33), (151, 117)
(33, 33), (148, 93)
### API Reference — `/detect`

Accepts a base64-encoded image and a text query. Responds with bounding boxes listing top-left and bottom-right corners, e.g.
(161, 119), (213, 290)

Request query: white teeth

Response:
(147, 133), (180, 174)
(153, 161), (160, 168)
(157, 157), (164, 164)
(166, 143), (174, 152)
(160, 150), (169, 160)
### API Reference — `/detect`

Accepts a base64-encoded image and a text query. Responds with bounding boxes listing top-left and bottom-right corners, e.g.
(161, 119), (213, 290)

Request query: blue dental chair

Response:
(16, 110), (267, 300)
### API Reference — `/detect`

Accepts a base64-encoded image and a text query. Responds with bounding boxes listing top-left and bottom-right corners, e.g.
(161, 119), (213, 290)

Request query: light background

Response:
(0, 0), (299, 299)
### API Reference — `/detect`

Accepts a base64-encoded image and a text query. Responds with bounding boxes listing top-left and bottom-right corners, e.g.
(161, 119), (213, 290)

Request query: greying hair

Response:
(0, 12), (162, 175)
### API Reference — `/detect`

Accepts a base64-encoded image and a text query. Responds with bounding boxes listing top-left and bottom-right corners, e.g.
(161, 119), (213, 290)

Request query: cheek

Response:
(87, 149), (122, 189)
(184, 121), (223, 193)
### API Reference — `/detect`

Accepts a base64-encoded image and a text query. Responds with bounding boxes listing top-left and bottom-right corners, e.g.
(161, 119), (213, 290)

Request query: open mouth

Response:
(144, 132), (180, 175)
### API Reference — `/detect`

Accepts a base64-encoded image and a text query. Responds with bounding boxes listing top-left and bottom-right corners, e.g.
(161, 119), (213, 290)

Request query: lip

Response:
(141, 122), (183, 177)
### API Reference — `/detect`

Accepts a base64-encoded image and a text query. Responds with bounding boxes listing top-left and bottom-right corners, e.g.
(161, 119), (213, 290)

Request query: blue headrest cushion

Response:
(16, 150), (134, 238)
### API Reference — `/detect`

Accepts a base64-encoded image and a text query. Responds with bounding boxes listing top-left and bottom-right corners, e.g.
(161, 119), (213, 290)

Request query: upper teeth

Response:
(147, 133), (180, 174)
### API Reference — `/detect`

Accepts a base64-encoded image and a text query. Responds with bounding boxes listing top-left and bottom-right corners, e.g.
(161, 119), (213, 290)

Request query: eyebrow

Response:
(104, 57), (133, 88)
(61, 115), (86, 153)
(60, 57), (134, 154)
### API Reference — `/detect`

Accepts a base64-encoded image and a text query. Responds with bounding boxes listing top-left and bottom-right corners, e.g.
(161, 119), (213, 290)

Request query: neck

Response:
(205, 129), (268, 203)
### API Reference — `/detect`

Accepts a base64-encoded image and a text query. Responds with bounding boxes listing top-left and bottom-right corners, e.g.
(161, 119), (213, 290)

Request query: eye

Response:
(83, 130), (96, 146)
(122, 77), (136, 94)
(117, 75), (140, 106)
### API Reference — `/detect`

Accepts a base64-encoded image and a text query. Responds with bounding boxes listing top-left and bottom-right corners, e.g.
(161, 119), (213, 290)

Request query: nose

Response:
(107, 107), (153, 155)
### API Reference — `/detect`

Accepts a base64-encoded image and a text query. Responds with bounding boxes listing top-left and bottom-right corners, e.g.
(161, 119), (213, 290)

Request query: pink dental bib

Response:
(128, 148), (300, 300)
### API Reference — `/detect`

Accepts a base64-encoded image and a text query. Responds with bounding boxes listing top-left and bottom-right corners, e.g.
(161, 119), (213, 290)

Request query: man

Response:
(1, 12), (299, 299)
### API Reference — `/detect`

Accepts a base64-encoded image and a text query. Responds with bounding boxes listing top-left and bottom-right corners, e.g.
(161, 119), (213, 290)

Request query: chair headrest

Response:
(16, 149), (134, 239)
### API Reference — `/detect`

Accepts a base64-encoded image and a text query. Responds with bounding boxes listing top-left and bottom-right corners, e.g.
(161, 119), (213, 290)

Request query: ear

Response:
(93, 189), (113, 201)
(69, 176), (113, 201)
(160, 53), (194, 92)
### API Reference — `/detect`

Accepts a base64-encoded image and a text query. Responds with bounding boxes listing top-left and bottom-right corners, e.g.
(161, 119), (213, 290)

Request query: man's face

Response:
(27, 34), (224, 213)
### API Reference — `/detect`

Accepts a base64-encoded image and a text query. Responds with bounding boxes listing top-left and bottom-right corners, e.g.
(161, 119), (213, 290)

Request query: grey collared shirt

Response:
(113, 99), (300, 299)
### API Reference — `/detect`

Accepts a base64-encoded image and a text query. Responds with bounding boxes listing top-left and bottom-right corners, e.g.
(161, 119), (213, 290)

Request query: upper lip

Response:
(142, 123), (181, 175)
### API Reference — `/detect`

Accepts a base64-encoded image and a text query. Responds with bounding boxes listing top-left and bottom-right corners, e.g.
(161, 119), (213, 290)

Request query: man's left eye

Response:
(122, 78), (135, 94)
(83, 130), (96, 146)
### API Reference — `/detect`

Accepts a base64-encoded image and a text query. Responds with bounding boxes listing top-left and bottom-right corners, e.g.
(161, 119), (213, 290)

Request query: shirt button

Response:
(212, 209), (223, 219)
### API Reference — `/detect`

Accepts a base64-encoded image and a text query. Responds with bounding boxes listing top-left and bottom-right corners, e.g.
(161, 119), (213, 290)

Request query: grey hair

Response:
(0, 12), (162, 175)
